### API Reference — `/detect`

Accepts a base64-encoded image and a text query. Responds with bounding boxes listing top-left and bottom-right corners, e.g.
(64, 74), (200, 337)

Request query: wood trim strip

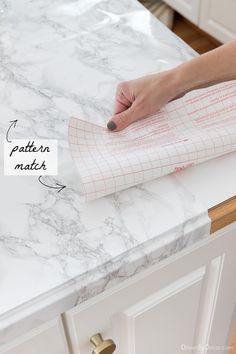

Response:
(208, 196), (236, 234)
(229, 325), (236, 353)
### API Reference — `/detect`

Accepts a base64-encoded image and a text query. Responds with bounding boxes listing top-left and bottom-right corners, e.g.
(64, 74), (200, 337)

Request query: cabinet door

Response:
(116, 268), (205, 354)
(200, 0), (236, 43)
(163, 0), (200, 24)
(64, 225), (236, 354)
(0, 317), (69, 354)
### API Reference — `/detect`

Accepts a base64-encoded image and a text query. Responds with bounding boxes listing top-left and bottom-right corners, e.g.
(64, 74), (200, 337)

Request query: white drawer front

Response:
(0, 317), (69, 354)
(64, 227), (236, 354)
(163, 0), (200, 24)
(64, 266), (206, 354)
(200, 0), (236, 43)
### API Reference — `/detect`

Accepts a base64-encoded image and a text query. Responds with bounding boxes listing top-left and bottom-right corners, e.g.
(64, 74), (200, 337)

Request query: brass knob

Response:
(90, 333), (116, 354)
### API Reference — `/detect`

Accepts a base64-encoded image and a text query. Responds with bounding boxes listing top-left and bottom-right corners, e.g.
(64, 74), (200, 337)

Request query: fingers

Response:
(107, 81), (144, 131)
(108, 82), (136, 131)
(107, 107), (134, 131)
(113, 98), (130, 116)
(107, 103), (144, 131)
(113, 83), (132, 115)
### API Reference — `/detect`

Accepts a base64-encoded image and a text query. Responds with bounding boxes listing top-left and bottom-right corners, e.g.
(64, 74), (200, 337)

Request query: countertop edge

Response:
(0, 209), (210, 343)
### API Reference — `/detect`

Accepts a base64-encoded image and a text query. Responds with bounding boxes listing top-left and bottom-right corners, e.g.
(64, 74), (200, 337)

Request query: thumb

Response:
(107, 105), (140, 132)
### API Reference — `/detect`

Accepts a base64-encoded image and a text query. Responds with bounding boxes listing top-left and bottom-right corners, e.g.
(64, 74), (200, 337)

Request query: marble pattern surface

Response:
(0, 0), (226, 343)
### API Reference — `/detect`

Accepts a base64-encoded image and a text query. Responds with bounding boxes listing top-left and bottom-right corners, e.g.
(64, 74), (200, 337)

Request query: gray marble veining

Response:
(0, 0), (212, 343)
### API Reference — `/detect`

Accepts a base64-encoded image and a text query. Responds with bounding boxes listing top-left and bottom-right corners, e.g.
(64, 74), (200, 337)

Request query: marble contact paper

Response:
(0, 0), (215, 344)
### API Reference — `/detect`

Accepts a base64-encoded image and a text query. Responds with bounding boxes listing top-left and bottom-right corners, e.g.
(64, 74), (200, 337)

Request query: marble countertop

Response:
(0, 0), (235, 344)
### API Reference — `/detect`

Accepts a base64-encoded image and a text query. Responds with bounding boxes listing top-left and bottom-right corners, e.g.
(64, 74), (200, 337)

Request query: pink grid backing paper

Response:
(68, 81), (236, 200)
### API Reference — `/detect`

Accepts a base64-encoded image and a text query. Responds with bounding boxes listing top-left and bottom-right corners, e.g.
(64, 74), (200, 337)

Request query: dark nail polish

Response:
(107, 121), (117, 131)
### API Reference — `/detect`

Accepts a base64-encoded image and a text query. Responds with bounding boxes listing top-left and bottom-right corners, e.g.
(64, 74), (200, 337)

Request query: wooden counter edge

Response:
(209, 195), (236, 234)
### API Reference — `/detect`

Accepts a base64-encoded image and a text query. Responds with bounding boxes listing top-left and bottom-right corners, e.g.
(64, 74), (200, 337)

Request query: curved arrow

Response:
(6, 120), (18, 143)
(38, 176), (66, 193)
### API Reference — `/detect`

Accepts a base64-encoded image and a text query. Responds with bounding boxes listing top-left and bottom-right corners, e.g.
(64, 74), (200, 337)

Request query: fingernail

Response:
(107, 121), (117, 131)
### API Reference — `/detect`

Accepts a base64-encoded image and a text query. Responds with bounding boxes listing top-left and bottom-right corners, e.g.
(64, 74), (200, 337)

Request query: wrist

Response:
(162, 68), (188, 100)
(171, 65), (197, 97)
(171, 58), (211, 95)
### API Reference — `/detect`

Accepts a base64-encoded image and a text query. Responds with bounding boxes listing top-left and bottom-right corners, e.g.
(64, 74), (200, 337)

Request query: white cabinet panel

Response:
(64, 225), (236, 354)
(200, 0), (236, 43)
(0, 317), (69, 354)
(119, 268), (205, 354)
(164, 0), (200, 24)
(203, 252), (236, 349)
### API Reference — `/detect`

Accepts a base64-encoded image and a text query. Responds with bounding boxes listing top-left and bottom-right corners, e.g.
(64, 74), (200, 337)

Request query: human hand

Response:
(107, 70), (181, 131)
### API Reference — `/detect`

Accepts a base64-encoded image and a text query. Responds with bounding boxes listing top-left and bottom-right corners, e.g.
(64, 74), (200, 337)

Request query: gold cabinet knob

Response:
(90, 333), (116, 354)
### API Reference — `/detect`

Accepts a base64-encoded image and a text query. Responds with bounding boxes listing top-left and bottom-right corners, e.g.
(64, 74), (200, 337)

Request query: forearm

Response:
(107, 39), (236, 131)
(172, 39), (236, 96)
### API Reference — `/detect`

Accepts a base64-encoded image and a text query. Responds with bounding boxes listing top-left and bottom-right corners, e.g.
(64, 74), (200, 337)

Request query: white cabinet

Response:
(163, 0), (236, 43)
(0, 317), (69, 354)
(118, 268), (205, 354)
(1, 226), (236, 354)
(199, 0), (236, 43)
(164, 0), (200, 24)
(64, 224), (236, 354)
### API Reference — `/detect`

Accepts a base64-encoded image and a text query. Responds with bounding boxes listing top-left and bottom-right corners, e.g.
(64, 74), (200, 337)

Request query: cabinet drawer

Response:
(65, 263), (206, 354)
(200, 0), (236, 43)
(0, 317), (69, 354)
(163, 0), (200, 24)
